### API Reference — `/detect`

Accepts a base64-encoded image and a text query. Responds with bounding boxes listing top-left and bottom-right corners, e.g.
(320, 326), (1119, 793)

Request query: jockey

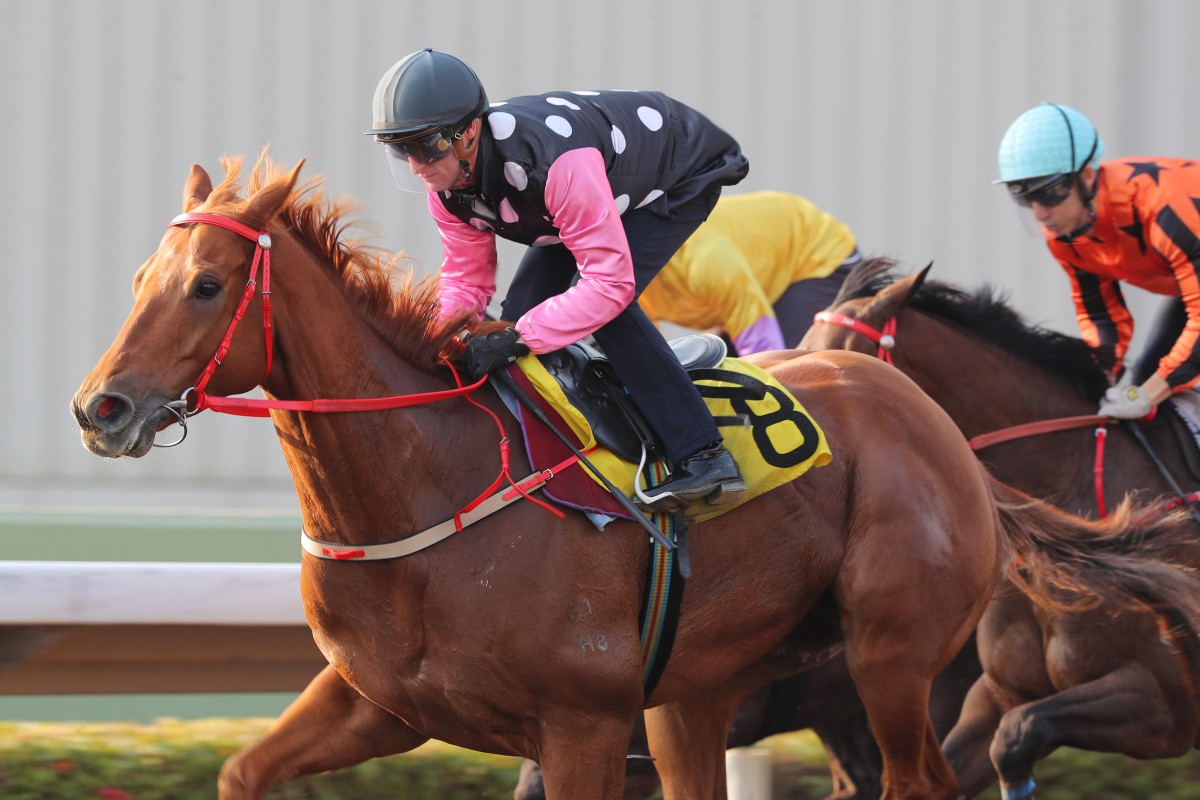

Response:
(637, 191), (859, 355)
(367, 49), (750, 511)
(997, 101), (1200, 420)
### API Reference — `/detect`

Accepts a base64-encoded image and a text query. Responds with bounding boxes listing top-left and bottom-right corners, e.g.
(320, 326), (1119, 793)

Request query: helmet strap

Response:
(1076, 158), (1099, 204)
(1055, 208), (1096, 244)
(1067, 108), (1100, 205)
(1056, 166), (1100, 243)
(451, 119), (481, 188)
(455, 160), (474, 188)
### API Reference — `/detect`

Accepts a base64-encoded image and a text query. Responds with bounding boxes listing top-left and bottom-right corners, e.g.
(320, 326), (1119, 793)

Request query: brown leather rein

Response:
(811, 310), (1113, 517)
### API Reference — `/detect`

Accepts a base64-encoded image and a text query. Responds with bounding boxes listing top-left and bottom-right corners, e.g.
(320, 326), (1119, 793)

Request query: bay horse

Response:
(801, 257), (1200, 799)
(71, 156), (1197, 800)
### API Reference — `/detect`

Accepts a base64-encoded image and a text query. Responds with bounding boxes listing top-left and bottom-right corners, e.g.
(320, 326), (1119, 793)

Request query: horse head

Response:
(800, 258), (930, 362)
(71, 156), (303, 457)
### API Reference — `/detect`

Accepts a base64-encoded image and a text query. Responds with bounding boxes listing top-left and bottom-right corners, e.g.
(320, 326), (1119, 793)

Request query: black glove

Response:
(463, 327), (530, 380)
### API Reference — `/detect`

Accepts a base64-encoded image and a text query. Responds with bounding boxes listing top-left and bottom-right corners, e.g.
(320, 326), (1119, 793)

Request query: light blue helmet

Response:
(997, 103), (1104, 183)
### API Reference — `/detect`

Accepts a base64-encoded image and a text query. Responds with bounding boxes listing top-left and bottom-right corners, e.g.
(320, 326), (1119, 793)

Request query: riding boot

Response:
(637, 441), (745, 512)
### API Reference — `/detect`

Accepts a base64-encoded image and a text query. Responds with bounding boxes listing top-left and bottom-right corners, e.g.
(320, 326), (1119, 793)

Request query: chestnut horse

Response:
(72, 157), (1196, 800)
(801, 257), (1200, 799)
(513, 644), (983, 800)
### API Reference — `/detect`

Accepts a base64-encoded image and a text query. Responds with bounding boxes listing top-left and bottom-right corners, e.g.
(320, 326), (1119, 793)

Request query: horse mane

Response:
(836, 257), (1111, 399)
(200, 151), (472, 371)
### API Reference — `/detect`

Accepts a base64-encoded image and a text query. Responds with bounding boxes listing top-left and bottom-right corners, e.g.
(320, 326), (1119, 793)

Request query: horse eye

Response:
(195, 280), (221, 299)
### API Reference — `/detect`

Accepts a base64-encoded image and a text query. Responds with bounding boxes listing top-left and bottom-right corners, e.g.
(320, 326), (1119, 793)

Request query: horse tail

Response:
(986, 474), (1200, 634)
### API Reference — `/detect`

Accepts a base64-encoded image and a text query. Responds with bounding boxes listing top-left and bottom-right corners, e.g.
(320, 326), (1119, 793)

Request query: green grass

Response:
(760, 732), (1200, 800)
(0, 719), (521, 799)
(0, 718), (1197, 799)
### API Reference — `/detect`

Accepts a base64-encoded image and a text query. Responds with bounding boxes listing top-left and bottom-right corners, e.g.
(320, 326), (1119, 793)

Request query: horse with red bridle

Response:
(72, 157), (1198, 799)
(801, 257), (1200, 799)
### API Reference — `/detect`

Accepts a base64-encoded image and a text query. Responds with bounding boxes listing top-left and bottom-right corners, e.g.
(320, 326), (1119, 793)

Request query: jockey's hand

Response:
(1098, 384), (1154, 419)
(463, 326), (530, 381)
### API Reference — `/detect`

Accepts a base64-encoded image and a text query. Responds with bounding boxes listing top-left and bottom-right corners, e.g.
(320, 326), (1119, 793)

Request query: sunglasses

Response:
(377, 129), (455, 165)
(1007, 174), (1076, 208)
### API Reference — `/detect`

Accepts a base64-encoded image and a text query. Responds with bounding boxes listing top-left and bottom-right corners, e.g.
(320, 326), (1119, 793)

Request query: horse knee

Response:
(989, 709), (1046, 788)
(217, 750), (265, 800)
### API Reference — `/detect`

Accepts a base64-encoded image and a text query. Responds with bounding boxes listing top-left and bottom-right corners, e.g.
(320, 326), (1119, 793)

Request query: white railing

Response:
(0, 559), (324, 695)
(0, 558), (774, 796)
(0, 561), (306, 625)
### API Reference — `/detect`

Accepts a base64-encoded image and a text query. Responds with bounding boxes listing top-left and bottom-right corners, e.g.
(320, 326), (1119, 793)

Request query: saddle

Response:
(536, 333), (729, 464)
(502, 333), (830, 527)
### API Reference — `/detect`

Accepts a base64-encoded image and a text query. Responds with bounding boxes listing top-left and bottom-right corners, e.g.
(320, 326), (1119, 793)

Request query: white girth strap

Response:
(301, 468), (558, 561)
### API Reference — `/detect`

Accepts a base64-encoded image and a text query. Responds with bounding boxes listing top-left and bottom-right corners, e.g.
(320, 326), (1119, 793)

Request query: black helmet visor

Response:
(376, 128), (455, 165)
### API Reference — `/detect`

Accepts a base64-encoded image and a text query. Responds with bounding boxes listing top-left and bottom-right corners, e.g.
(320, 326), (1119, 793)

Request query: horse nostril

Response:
(97, 396), (117, 419)
(85, 393), (131, 430)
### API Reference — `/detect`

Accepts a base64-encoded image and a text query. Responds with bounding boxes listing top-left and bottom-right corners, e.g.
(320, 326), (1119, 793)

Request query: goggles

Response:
(376, 128), (456, 165)
(1006, 173), (1076, 208)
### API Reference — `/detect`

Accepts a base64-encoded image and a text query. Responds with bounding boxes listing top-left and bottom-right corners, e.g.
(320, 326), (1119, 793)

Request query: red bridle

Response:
(159, 210), (561, 532)
(811, 308), (1113, 516)
(170, 212), (275, 398)
(165, 211), (486, 418)
(812, 311), (896, 364)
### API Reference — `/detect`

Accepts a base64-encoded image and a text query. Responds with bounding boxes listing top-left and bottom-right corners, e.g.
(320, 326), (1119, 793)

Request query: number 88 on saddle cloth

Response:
(499, 336), (832, 525)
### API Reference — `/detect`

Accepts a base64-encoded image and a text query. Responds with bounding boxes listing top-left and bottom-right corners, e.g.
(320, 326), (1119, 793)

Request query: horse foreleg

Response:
(644, 692), (741, 800)
(941, 674), (1008, 799)
(536, 713), (639, 800)
(218, 664), (428, 800)
(513, 716), (661, 800)
(988, 665), (1195, 800)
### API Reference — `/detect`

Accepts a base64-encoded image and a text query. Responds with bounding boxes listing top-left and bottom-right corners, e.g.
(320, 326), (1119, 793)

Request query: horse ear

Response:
(887, 261), (933, 309)
(242, 158), (306, 229)
(182, 164), (213, 212)
(911, 262), (933, 295)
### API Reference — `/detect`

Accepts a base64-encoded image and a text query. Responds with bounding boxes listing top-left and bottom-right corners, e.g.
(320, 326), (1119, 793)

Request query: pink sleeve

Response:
(514, 148), (636, 353)
(427, 191), (498, 324)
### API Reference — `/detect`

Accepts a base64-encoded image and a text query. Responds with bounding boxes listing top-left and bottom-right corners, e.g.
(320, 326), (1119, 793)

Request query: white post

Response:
(726, 746), (772, 800)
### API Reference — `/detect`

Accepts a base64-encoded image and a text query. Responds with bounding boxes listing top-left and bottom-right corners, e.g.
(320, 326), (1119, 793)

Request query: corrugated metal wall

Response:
(4, 0), (1197, 510)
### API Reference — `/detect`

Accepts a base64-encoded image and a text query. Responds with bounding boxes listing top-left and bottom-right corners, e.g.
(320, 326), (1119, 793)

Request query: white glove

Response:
(1098, 384), (1154, 419)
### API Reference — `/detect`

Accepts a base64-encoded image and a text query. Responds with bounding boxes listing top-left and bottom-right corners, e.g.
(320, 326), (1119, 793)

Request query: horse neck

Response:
(259, 235), (503, 545)
(894, 310), (1092, 437)
(884, 308), (1199, 527)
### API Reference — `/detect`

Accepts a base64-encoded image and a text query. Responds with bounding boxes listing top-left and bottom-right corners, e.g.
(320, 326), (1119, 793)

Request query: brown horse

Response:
(71, 156), (1194, 800)
(513, 644), (983, 800)
(801, 257), (1200, 799)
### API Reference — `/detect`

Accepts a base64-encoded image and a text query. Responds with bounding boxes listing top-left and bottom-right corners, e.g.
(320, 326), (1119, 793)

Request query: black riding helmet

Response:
(366, 49), (488, 141)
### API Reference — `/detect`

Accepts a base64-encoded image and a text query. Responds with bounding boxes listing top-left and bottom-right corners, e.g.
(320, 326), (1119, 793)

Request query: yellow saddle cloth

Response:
(515, 354), (832, 523)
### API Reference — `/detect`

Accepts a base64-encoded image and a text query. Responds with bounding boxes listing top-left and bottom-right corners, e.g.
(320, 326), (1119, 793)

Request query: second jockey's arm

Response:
(1141, 372), (1171, 404)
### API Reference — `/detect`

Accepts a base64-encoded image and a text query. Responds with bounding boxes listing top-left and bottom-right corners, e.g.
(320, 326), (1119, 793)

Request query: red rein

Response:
(169, 212), (488, 416)
(811, 310), (1112, 517)
(167, 211), (559, 526)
